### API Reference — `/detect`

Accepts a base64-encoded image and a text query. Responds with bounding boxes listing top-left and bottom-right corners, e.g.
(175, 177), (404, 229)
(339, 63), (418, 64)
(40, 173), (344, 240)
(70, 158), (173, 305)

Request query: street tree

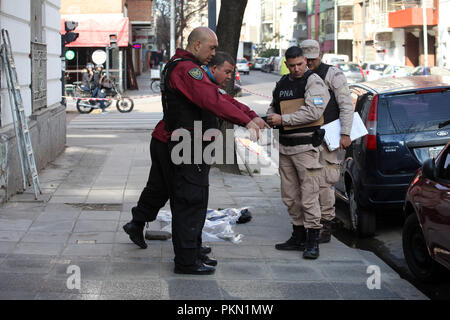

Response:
(215, 0), (248, 174)
(155, 0), (208, 58)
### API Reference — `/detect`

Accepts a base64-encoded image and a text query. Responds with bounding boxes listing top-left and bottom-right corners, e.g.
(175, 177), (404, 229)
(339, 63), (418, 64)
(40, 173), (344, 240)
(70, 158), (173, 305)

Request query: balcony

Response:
(293, 0), (307, 12)
(388, 0), (438, 28)
(293, 24), (308, 40)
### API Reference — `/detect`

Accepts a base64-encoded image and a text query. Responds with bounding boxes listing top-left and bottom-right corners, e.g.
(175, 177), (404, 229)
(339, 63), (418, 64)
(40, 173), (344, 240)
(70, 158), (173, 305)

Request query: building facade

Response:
(60, 0), (152, 90)
(0, 0), (66, 202)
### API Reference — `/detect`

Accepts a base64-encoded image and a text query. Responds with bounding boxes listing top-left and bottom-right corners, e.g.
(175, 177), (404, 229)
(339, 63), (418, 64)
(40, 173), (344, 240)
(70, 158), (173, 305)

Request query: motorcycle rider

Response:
(93, 64), (107, 114)
(81, 63), (95, 92)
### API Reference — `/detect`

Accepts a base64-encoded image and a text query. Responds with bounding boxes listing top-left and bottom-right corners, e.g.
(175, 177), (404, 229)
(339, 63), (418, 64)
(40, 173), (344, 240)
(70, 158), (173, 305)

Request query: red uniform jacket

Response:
(152, 49), (259, 143)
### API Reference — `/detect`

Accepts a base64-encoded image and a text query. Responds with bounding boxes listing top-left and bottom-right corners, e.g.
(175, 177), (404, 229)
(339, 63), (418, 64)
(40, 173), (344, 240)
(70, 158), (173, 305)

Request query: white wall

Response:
(0, 0), (61, 127)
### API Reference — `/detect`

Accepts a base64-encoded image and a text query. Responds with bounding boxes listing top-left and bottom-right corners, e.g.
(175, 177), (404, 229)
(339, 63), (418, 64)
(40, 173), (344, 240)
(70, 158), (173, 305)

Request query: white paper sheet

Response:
(321, 112), (369, 151)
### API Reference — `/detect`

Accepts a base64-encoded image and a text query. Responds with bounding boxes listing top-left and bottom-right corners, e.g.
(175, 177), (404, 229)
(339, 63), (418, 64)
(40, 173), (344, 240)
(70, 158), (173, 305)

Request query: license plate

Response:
(429, 146), (444, 159)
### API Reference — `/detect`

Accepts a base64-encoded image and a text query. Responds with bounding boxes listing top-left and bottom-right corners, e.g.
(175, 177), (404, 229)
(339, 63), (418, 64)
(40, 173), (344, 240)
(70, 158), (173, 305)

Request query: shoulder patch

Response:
(188, 68), (204, 80)
(313, 97), (324, 105)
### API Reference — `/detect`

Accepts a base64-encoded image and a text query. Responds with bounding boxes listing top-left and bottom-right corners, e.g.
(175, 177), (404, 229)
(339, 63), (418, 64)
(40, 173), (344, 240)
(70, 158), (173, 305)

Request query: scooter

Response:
(75, 80), (134, 114)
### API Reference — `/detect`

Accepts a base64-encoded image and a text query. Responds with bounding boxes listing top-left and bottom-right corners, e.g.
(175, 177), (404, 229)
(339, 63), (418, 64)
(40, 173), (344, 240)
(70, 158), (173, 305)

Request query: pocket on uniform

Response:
(174, 164), (208, 205)
(324, 161), (340, 185)
(303, 149), (323, 170)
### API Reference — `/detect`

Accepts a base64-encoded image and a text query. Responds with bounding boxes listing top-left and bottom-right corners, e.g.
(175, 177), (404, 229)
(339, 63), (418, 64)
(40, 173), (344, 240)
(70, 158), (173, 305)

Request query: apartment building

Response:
(0, 0), (65, 202)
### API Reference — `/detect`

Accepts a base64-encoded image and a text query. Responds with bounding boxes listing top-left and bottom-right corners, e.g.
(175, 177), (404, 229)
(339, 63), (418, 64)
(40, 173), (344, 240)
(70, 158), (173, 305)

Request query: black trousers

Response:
(132, 138), (171, 223)
(168, 141), (210, 267)
(132, 137), (208, 267)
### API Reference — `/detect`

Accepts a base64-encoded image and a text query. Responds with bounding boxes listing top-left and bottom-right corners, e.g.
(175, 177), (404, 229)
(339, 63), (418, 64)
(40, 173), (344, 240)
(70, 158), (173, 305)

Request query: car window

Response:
(369, 64), (388, 71)
(378, 90), (450, 134)
(338, 64), (360, 72)
(237, 59), (247, 63)
(362, 63), (367, 69)
(383, 65), (393, 75)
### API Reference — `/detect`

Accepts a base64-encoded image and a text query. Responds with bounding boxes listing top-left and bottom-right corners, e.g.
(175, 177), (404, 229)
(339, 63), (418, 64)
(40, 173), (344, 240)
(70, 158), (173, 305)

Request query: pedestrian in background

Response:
(300, 39), (353, 243)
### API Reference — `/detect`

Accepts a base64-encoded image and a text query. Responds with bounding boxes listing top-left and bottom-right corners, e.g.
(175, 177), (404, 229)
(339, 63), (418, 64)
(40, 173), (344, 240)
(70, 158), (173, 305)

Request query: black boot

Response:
(319, 219), (332, 243)
(303, 228), (320, 259)
(275, 225), (306, 251)
(123, 221), (147, 249)
(199, 254), (218, 266)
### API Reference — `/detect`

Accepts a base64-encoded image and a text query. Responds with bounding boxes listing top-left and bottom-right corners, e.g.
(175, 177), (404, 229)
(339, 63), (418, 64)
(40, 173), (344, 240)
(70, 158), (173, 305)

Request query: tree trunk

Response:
(214, 0), (248, 175)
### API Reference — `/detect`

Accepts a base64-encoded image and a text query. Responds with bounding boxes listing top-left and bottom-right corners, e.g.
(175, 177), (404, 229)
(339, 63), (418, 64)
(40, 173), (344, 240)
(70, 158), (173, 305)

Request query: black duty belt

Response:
(279, 135), (314, 146)
(279, 128), (325, 147)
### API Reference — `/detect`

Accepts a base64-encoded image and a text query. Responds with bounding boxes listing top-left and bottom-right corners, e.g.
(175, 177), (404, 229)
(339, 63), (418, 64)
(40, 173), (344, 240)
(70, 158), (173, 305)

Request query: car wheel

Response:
(402, 214), (446, 283)
(348, 182), (376, 237)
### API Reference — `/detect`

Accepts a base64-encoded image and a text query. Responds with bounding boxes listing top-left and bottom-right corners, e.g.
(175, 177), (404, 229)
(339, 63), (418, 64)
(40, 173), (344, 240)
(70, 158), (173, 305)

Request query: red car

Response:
(403, 139), (450, 282)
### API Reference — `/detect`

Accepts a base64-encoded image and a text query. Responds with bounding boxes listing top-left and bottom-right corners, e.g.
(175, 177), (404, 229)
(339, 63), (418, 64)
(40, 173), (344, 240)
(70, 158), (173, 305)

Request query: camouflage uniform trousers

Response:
(279, 149), (324, 229)
(318, 144), (342, 222)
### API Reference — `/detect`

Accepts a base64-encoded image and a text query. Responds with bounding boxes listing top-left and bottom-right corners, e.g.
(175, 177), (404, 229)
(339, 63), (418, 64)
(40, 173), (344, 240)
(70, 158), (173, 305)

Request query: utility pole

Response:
(334, 0), (338, 54)
(422, 0), (428, 66)
(208, 0), (216, 32)
(170, 0), (176, 57)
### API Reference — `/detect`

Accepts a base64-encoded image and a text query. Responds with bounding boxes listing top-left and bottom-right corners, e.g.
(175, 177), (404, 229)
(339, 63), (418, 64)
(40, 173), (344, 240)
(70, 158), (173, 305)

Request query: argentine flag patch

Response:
(313, 97), (323, 105)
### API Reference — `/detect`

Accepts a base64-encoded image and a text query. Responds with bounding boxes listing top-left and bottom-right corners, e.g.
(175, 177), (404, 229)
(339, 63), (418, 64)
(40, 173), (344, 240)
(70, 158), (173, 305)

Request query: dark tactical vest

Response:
(314, 63), (340, 125)
(273, 70), (320, 134)
(161, 58), (219, 133)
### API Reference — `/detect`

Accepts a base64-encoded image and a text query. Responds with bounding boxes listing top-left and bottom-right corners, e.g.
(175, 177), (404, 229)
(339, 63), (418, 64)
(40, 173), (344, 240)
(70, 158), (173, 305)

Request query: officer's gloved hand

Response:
(245, 119), (262, 142)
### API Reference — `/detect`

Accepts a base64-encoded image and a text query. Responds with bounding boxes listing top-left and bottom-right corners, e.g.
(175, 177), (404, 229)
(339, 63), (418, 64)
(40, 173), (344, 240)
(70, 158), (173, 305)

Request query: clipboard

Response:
(321, 112), (368, 151)
(280, 98), (324, 131)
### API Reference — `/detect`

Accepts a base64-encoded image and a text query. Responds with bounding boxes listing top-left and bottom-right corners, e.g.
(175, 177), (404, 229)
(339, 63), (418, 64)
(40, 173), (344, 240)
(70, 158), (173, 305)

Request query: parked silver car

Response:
(236, 58), (250, 75)
(335, 62), (365, 84)
(361, 62), (390, 81)
(381, 65), (414, 78)
(253, 57), (268, 70)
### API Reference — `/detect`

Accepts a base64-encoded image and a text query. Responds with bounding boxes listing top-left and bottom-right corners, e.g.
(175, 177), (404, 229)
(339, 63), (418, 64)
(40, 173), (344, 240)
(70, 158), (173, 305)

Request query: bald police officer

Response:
(267, 46), (330, 259)
(300, 40), (354, 243)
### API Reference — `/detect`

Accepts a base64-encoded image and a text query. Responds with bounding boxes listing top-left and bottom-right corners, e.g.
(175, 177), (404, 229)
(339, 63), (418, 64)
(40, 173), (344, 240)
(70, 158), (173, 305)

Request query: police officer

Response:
(124, 27), (267, 275)
(267, 46), (330, 259)
(300, 40), (353, 243)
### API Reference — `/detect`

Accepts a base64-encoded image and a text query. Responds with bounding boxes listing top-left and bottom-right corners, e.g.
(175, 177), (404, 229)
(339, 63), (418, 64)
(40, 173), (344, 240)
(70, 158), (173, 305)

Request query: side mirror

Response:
(422, 158), (436, 180)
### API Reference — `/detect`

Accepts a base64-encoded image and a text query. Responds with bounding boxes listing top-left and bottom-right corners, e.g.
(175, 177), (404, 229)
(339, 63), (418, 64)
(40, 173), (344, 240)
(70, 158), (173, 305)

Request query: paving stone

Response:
(219, 280), (341, 300)
(216, 261), (270, 280)
(21, 231), (70, 244)
(0, 273), (46, 293)
(106, 261), (160, 279)
(61, 244), (113, 257)
(211, 245), (263, 259)
(0, 219), (33, 231)
(50, 260), (109, 280)
(78, 211), (121, 221)
(268, 263), (326, 281)
(0, 291), (37, 300)
(113, 243), (162, 258)
(101, 279), (162, 299)
(73, 220), (118, 233)
(70, 232), (115, 244)
(0, 242), (17, 255)
(34, 293), (100, 300)
(331, 282), (402, 300)
(29, 220), (76, 233)
(161, 279), (222, 300)
(13, 243), (64, 256)
(40, 278), (103, 295)
(0, 230), (26, 242)
(35, 211), (80, 222)
(0, 257), (54, 274)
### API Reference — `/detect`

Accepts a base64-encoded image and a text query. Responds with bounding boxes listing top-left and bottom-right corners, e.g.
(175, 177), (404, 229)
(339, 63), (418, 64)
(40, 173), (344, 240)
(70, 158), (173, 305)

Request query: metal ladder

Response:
(1, 29), (41, 199)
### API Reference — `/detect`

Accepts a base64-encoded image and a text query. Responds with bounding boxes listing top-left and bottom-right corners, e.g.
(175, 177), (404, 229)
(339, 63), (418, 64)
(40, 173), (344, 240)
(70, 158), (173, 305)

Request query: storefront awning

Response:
(61, 16), (130, 47)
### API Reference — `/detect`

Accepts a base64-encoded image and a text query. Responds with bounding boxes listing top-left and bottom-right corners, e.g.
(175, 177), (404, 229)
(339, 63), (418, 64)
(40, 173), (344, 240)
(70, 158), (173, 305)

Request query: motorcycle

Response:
(74, 79), (134, 114)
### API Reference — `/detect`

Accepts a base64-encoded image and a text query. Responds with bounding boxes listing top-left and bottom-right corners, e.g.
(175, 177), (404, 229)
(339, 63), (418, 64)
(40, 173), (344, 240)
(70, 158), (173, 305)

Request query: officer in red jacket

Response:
(123, 27), (267, 275)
